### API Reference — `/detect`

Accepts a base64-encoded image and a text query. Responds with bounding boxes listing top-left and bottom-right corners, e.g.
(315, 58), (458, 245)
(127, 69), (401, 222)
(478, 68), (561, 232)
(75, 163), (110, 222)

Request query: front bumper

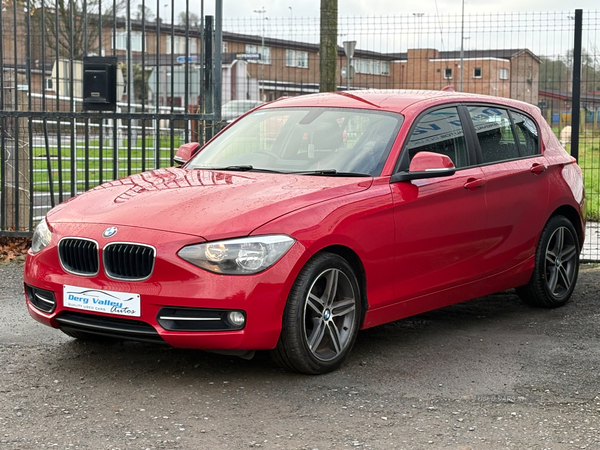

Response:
(24, 223), (306, 350)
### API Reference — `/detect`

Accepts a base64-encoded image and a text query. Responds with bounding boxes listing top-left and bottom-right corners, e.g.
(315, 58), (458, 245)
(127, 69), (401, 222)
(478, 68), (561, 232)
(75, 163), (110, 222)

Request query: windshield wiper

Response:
(293, 169), (371, 177)
(198, 165), (254, 171)
(198, 165), (286, 174)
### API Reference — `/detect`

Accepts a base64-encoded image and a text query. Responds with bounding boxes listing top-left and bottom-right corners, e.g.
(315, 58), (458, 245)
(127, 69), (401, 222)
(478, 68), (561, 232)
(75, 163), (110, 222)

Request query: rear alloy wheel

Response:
(272, 253), (361, 374)
(517, 215), (579, 308)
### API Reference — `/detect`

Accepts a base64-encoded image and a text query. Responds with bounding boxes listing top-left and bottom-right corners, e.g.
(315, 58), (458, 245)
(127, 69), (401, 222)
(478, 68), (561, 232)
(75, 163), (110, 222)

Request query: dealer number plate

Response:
(63, 285), (141, 317)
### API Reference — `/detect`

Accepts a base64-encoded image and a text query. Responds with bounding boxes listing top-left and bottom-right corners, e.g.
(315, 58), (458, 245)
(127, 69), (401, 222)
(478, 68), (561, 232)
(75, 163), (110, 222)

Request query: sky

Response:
(204, 1), (597, 18)
(156, 1), (597, 56)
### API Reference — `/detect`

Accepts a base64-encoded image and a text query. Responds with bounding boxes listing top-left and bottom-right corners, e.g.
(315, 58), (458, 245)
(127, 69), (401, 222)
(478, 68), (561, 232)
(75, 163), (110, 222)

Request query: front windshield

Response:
(188, 107), (403, 176)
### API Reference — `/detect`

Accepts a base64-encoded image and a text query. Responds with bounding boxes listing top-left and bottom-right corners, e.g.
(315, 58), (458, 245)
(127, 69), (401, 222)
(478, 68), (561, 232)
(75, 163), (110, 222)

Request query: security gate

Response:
(0, 0), (222, 236)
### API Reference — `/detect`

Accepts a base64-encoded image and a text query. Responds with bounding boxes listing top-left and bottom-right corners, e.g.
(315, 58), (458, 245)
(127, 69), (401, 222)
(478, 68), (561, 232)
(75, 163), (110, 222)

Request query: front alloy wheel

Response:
(272, 253), (362, 374)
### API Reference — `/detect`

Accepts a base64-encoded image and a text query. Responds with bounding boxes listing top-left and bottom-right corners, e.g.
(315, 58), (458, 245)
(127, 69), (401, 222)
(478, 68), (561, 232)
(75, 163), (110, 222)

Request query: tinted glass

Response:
(405, 107), (469, 168)
(511, 111), (539, 156)
(188, 108), (402, 176)
(468, 106), (519, 163)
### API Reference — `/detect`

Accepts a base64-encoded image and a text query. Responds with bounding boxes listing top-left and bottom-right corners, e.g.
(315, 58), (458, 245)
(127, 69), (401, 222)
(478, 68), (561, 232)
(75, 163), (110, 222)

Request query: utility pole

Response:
(319, 0), (338, 92)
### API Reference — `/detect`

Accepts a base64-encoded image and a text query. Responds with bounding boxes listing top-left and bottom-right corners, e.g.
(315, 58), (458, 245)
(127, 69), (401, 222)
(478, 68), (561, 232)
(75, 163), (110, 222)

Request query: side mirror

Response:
(174, 142), (201, 165)
(391, 151), (456, 182)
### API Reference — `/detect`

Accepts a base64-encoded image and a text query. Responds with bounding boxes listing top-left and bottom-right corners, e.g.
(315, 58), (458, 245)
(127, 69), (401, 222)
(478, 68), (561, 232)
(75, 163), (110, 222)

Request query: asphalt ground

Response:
(1, 261), (600, 449)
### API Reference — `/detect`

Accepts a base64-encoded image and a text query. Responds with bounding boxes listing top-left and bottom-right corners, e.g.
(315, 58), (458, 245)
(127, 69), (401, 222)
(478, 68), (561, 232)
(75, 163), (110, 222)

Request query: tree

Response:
(31, 0), (125, 60)
(178, 11), (200, 28)
(540, 49), (600, 94)
(319, 0), (337, 92)
(134, 4), (154, 22)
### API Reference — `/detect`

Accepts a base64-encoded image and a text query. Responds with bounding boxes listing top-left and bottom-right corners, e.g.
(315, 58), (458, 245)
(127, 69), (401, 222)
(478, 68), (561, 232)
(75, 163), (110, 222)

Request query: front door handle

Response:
(463, 178), (486, 190)
(530, 163), (547, 175)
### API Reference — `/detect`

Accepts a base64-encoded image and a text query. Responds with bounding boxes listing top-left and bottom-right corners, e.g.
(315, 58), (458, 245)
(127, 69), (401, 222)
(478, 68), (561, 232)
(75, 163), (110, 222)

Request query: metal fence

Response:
(1, 5), (599, 260)
(0, 0), (223, 236)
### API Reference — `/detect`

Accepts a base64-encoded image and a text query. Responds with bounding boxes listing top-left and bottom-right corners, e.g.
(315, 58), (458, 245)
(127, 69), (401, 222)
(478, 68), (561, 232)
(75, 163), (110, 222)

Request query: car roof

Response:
(260, 89), (540, 117)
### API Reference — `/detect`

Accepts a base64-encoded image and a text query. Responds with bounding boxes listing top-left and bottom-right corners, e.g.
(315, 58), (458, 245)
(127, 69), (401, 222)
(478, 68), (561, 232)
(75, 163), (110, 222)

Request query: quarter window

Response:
(468, 107), (519, 163)
(406, 107), (469, 168)
(511, 111), (539, 156)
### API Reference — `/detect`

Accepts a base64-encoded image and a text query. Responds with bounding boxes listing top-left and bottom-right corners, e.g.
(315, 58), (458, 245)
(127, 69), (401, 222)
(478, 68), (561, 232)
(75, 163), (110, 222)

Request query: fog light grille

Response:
(157, 307), (246, 331)
(25, 285), (56, 313)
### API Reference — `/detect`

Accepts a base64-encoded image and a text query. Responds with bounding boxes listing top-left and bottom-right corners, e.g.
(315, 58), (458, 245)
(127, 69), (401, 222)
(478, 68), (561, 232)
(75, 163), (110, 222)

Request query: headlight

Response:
(31, 218), (52, 254)
(178, 235), (295, 275)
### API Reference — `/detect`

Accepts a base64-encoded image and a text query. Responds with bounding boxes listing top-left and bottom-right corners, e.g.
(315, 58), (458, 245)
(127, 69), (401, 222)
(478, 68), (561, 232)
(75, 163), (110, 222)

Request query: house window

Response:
(360, 59), (371, 74)
(444, 68), (452, 79)
(166, 36), (197, 55)
(113, 30), (144, 52)
(381, 62), (390, 76)
(373, 60), (380, 75)
(246, 44), (271, 64)
(500, 68), (509, 80)
(222, 42), (228, 53)
(473, 67), (482, 78)
(286, 50), (308, 68)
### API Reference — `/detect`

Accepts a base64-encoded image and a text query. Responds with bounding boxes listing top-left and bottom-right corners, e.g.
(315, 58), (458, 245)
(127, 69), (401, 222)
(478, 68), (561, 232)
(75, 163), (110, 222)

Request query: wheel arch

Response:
(550, 205), (584, 248)
(317, 245), (369, 323)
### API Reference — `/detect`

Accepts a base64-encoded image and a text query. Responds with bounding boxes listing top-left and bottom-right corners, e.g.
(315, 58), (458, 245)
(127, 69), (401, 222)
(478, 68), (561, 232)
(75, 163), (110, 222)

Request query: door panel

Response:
(390, 168), (488, 304)
(479, 157), (549, 275)
(389, 106), (488, 305)
(466, 105), (550, 276)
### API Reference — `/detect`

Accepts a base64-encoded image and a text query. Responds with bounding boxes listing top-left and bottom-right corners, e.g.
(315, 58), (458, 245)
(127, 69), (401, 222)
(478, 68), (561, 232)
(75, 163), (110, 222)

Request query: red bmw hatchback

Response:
(25, 90), (585, 374)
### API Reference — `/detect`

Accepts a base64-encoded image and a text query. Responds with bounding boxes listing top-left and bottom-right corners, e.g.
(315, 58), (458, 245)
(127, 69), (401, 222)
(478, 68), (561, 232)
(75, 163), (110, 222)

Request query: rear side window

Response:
(511, 111), (539, 156)
(468, 106), (519, 164)
(405, 107), (469, 168)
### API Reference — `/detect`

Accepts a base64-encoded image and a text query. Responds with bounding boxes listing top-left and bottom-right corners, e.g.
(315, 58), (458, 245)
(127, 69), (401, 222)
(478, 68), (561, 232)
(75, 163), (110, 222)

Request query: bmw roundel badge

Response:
(102, 226), (118, 238)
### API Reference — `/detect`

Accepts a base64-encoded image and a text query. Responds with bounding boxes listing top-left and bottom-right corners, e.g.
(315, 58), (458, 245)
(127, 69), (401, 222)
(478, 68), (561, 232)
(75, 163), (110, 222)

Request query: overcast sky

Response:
(208, 1), (596, 18)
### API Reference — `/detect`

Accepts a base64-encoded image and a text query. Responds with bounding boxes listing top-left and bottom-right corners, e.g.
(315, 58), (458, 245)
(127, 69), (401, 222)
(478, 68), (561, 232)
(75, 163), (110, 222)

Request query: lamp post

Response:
(288, 6), (292, 41)
(413, 13), (424, 49)
(254, 7), (266, 101)
(460, 0), (464, 92)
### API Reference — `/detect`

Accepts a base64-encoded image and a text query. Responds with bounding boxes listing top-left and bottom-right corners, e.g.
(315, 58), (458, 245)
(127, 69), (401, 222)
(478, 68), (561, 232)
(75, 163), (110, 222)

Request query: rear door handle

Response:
(463, 178), (486, 190)
(530, 163), (547, 175)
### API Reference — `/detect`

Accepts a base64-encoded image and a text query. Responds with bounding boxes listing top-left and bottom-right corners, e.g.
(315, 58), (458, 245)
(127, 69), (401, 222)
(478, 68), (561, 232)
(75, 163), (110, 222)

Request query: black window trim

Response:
(392, 103), (477, 178)
(460, 102), (542, 167)
(507, 108), (542, 158)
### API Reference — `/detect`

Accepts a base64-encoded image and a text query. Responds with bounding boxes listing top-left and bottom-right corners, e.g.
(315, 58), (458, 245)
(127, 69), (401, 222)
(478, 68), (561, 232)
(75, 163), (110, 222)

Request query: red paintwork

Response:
(409, 151), (456, 171)
(24, 90), (585, 351)
(174, 142), (200, 163)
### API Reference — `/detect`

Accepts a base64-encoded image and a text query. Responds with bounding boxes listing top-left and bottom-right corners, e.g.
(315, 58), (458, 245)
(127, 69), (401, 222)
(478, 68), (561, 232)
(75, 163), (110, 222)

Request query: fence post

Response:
(571, 9), (583, 161)
(3, 82), (30, 230)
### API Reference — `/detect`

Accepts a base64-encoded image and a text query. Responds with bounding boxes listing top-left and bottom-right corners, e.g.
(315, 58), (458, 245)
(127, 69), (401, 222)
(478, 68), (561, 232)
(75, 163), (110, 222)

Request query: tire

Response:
(516, 215), (580, 308)
(61, 328), (118, 343)
(272, 252), (362, 374)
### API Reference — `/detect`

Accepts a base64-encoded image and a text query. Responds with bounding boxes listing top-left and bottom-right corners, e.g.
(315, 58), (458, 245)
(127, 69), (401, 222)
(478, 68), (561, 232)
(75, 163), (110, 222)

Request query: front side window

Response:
(405, 107), (469, 168)
(187, 108), (403, 176)
(511, 111), (539, 156)
(468, 106), (519, 163)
